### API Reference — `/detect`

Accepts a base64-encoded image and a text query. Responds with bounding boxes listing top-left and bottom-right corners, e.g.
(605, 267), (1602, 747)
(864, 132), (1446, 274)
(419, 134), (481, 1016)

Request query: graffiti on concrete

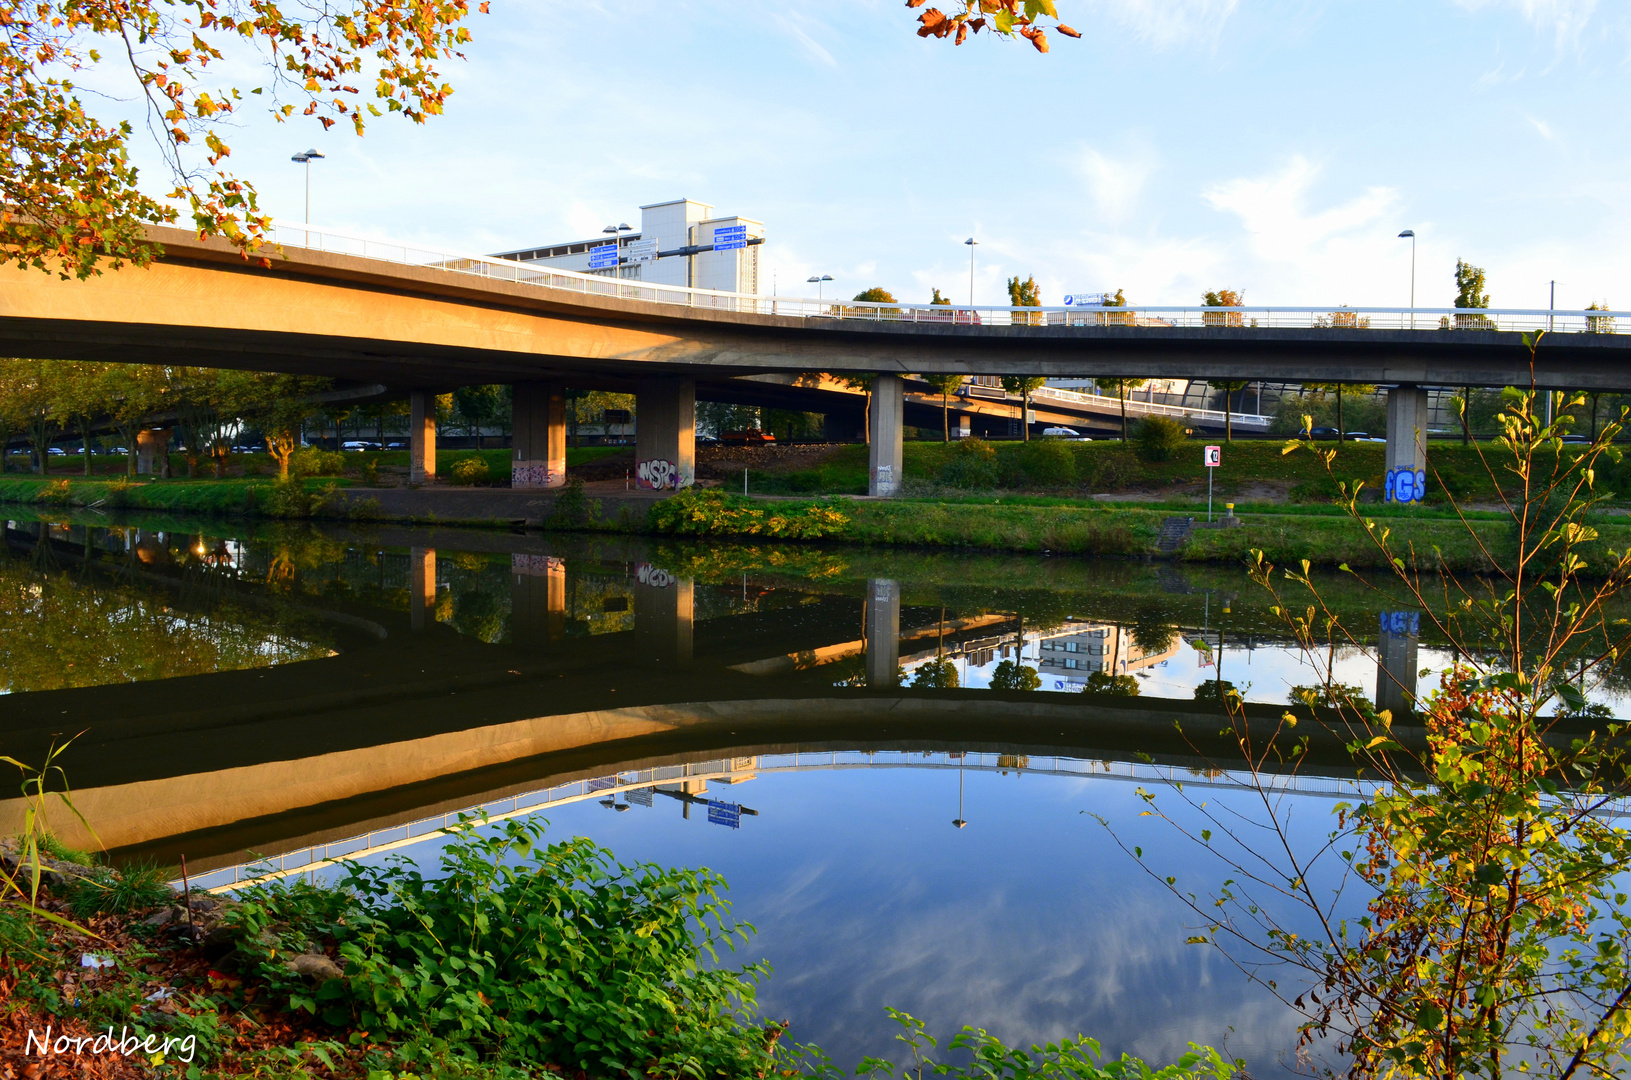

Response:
(637, 458), (683, 489)
(511, 460), (563, 489)
(636, 563), (676, 588)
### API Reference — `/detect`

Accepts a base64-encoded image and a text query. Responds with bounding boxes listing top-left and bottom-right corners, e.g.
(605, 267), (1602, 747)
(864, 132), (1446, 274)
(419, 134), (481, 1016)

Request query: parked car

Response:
(46, 447), (66, 456)
(1560, 435), (1590, 444)
(1297, 426), (1341, 440)
(341, 440), (382, 451)
(720, 429), (776, 445)
(1041, 426), (1090, 440)
(384, 440), (409, 451)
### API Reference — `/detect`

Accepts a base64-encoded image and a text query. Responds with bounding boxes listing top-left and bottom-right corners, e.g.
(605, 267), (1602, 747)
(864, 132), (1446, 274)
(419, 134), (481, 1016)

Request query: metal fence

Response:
(266, 222), (1630, 335)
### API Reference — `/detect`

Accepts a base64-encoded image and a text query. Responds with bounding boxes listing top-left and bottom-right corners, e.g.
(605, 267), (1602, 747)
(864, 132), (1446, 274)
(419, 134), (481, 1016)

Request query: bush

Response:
(447, 454), (492, 485)
(1131, 416), (1189, 462)
(360, 458), (380, 485)
(649, 488), (850, 539)
(910, 658), (959, 689)
(64, 862), (175, 917)
(939, 438), (1000, 489)
(289, 446), (345, 478)
(1083, 671), (1139, 696)
(1016, 439), (1076, 488)
(1082, 449), (1142, 491)
(227, 816), (780, 1077)
(989, 660), (1041, 691)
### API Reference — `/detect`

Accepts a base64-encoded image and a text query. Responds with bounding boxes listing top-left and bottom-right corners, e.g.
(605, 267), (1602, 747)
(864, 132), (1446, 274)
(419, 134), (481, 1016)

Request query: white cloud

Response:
(1455, 0), (1600, 49)
(1526, 114), (1556, 140)
(1079, 147), (1157, 224)
(1087, 0), (1240, 48)
(1204, 156), (1399, 266)
(768, 11), (840, 67)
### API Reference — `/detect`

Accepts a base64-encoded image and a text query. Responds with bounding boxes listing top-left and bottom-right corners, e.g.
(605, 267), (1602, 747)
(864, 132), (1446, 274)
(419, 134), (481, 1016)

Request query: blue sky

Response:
(199, 1), (1630, 310)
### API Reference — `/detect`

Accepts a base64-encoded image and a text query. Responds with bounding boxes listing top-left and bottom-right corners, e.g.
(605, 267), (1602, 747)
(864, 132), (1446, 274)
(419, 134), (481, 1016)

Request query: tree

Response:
(0, 361), (52, 474)
(999, 375), (1046, 441)
(1103, 288), (1127, 307)
(48, 361), (110, 476)
(452, 385), (510, 448)
(989, 659), (1041, 691)
(1454, 259), (1490, 309)
(237, 374), (330, 477)
(1302, 381), (1375, 443)
(852, 287), (897, 305)
(1097, 377), (1146, 441)
(930, 288), (952, 306)
(1130, 342), (1631, 1079)
(1207, 380), (1251, 442)
(97, 365), (166, 477)
(1007, 274), (1042, 327)
(2, 2), (486, 280)
(919, 374), (966, 441)
(907, 0), (1082, 52)
(1201, 289), (1245, 328)
(832, 374), (876, 444)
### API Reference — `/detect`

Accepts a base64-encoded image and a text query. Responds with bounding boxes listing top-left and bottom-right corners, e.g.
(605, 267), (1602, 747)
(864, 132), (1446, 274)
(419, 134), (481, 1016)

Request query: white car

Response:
(1042, 426), (1090, 440)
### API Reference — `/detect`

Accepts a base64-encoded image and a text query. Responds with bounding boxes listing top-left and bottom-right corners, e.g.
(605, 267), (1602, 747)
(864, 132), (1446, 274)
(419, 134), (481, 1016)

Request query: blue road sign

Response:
(588, 243), (617, 269)
(715, 225), (747, 237)
(714, 239), (746, 251)
(714, 225), (747, 252)
(707, 800), (742, 829)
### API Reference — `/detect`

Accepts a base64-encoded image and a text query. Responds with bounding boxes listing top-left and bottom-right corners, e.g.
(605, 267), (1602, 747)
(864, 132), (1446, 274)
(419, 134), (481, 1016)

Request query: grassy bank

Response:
(0, 476), (365, 516)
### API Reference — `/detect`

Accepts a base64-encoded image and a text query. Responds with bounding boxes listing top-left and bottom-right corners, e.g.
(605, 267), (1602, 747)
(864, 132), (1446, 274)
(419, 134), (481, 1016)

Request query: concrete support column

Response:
(868, 374), (904, 497)
(1384, 386), (1429, 503)
(634, 563), (693, 665)
(635, 378), (695, 491)
(410, 547), (437, 632)
(865, 578), (901, 688)
(1375, 610), (1420, 718)
(135, 428), (172, 476)
(410, 391), (437, 485)
(512, 381), (567, 489)
(510, 554), (566, 645)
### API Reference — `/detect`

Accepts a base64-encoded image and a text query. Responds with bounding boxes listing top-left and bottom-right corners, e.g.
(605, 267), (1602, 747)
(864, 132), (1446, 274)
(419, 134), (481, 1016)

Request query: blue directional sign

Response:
(714, 225), (748, 252)
(588, 243), (617, 270)
(706, 800), (742, 829)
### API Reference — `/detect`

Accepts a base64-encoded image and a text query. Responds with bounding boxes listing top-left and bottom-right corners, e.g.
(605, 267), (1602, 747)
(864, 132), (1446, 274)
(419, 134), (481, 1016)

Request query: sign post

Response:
(713, 224), (748, 252)
(1203, 444), (1221, 521)
(587, 243), (618, 271)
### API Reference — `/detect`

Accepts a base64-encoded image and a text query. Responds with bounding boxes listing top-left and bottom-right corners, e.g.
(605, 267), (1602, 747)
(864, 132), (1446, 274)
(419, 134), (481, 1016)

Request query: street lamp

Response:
(965, 237), (979, 309)
(1398, 229), (1416, 328)
(807, 274), (832, 303)
(291, 149), (325, 238)
(952, 763), (966, 829)
(602, 223), (632, 277)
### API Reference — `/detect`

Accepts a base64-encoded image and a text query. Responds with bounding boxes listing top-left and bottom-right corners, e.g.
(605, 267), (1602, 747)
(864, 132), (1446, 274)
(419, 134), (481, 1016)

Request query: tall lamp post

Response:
(952, 762), (966, 829)
(806, 274), (832, 304)
(964, 237), (979, 311)
(291, 149), (325, 242)
(602, 222), (632, 277)
(1398, 229), (1416, 328)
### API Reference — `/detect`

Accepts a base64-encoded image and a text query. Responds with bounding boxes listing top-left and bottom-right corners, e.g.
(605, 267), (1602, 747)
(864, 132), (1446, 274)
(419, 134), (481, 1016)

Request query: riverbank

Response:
(3, 474), (1621, 571)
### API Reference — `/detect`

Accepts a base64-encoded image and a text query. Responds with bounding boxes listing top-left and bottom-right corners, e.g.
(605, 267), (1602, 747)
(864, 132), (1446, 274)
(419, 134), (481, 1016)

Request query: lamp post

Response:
(1398, 229), (1416, 328)
(952, 763), (966, 829)
(602, 222), (632, 277)
(965, 237), (979, 310)
(291, 149), (325, 244)
(806, 274), (832, 304)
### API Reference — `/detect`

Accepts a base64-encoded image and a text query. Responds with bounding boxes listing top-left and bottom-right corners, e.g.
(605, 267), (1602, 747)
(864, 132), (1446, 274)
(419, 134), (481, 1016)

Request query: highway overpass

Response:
(3, 222), (1626, 498)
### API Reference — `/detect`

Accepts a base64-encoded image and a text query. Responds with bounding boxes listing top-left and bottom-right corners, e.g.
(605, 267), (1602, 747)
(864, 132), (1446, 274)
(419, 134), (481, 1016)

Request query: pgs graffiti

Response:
(636, 458), (688, 490)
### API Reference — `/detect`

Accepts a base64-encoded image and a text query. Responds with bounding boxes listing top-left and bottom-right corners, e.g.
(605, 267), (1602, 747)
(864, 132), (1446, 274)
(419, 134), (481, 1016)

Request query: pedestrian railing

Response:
(266, 222), (1631, 336)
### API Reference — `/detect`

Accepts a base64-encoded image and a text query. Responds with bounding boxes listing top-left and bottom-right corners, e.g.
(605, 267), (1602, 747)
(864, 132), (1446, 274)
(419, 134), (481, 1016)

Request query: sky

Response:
(106, 0), (1631, 311)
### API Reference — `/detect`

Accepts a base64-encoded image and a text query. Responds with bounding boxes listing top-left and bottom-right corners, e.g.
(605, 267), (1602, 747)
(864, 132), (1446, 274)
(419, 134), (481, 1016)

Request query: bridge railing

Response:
(267, 223), (1631, 334)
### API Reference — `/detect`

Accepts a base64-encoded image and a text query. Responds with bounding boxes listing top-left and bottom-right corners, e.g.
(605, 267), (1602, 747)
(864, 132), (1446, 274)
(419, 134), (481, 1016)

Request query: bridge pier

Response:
(1384, 386), (1429, 503)
(865, 578), (901, 687)
(1375, 610), (1420, 718)
(409, 391), (437, 485)
(135, 428), (172, 476)
(511, 381), (567, 489)
(635, 564), (693, 665)
(635, 378), (695, 490)
(510, 554), (566, 644)
(868, 374), (904, 497)
(410, 547), (437, 631)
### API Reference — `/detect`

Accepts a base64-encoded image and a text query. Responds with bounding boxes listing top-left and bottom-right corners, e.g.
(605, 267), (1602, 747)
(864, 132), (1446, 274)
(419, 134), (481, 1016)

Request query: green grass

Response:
(0, 475), (352, 515)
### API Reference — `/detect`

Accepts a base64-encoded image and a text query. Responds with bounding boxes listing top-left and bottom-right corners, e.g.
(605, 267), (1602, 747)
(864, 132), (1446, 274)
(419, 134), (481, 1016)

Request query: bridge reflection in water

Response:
(0, 517), (1464, 884)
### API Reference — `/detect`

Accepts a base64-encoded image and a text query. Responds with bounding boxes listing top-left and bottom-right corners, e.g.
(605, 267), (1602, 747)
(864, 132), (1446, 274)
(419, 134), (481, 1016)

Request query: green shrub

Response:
(1131, 416), (1189, 462)
(1083, 671), (1139, 696)
(939, 438), (1000, 489)
(289, 446), (346, 478)
(1082, 449), (1141, 491)
(64, 862), (175, 917)
(1432, 467), (1474, 503)
(910, 658), (959, 689)
(1193, 678), (1240, 705)
(360, 458), (380, 485)
(227, 816), (780, 1077)
(546, 476), (598, 529)
(447, 455), (491, 485)
(989, 660), (1041, 691)
(650, 488), (850, 539)
(1016, 439), (1077, 488)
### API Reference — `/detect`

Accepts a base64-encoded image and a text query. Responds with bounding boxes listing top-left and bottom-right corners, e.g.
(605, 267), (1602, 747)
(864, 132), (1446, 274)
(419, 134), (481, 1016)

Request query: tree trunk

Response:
(1336, 386), (1345, 443)
(1119, 390), (1128, 441)
(943, 392), (950, 442)
(1462, 386), (1471, 445)
(1226, 407), (1232, 444)
(81, 420), (92, 476)
(1021, 390), (1030, 441)
(1592, 394), (1600, 440)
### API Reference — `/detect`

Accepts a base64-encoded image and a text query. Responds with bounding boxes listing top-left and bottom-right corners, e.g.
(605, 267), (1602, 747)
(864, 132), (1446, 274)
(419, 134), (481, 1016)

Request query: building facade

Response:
(492, 198), (763, 295)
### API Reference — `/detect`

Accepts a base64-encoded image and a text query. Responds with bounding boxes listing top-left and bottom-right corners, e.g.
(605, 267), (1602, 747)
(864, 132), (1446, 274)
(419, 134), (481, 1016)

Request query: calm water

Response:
(0, 511), (1620, 1072)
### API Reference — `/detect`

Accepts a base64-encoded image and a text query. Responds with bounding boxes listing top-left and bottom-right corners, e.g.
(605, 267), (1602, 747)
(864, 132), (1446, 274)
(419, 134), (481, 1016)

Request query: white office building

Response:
(491, 198), (763, 295)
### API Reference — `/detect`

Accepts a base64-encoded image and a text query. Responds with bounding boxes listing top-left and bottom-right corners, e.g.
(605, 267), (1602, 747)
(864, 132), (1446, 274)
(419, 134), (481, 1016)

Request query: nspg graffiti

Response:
(636, 458), (685, 490)
(636, 563), (675, 588)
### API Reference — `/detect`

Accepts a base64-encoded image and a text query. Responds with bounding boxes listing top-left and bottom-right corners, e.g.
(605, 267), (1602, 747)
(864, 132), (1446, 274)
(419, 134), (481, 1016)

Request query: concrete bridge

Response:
(4, 223), (1629, 498)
